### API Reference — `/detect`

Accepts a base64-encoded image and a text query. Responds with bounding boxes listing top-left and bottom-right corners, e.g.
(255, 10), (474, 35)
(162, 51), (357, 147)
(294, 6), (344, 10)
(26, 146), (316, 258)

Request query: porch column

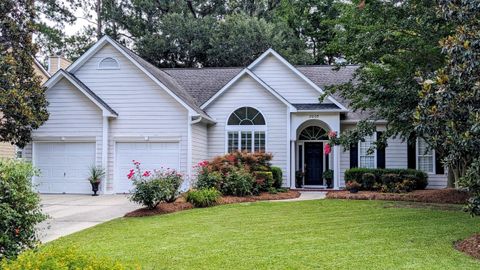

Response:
(290, 140), (296, 189)
(101, 116), (109, 194)
(333, 145), (340, 189)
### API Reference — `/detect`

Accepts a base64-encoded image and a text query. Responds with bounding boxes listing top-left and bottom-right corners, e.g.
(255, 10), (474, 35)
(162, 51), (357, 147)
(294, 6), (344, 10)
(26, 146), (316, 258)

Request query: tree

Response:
(415, 0), (480, 213)
(323, 0), (451, 150)
(0, 0), (49, 147)
(275, 0), (342, 64)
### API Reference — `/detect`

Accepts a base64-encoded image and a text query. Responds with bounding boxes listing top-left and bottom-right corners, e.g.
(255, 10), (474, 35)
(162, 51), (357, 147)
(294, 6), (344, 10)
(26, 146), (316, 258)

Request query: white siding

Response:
(192, 122), (208, 165)
(26, 78), (103, 167)
(250, 55), (322, 104)
(73, 44), (189, 192)
(205, 74), (289, 185)
(386, 136), (408, 169)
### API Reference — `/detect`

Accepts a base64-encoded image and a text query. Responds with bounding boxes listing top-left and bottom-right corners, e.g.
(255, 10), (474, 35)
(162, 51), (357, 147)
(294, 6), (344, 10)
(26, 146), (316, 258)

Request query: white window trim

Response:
(416, 138), (436, 174)
(358, 133), (377, 169)
(225, 130), (267, 153)
(97, 57), (120, 70)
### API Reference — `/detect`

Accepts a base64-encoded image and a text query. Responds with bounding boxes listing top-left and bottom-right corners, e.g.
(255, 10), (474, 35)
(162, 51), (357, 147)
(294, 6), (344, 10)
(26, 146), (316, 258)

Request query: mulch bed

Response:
(125, 190), (300, 217)
(455, 234), (480, 260)
(326, 188), (470, 204)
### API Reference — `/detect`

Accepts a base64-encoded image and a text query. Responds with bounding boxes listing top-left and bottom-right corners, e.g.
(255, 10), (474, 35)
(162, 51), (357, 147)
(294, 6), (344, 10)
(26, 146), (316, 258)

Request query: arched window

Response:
(226, 107), (266, 153)
(299, 126), (328, 140)
(98, 57), (119, 69)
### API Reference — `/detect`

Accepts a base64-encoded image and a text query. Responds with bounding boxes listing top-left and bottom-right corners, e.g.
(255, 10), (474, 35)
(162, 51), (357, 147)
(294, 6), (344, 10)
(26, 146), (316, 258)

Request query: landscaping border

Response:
(125, 190), (301, 217)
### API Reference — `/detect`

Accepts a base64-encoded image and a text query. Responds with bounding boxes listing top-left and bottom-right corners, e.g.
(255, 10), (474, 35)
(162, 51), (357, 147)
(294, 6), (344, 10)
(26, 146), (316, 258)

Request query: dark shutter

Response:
(376, 132), (386, 169)
(407, 134), (416, 169)
(435, 153), (444, 174)
(350, 143), (358, 168)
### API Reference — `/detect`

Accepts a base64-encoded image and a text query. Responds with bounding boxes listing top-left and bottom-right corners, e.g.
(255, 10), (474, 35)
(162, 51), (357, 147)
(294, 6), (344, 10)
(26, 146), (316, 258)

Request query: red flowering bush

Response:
(129, 160), (183, 209)
(193, 151), (275, 196)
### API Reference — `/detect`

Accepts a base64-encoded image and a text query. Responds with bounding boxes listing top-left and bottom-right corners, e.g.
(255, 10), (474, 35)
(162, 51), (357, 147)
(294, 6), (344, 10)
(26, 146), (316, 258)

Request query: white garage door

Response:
(115, 142), (180, 193)
(34, 142), (96, 194)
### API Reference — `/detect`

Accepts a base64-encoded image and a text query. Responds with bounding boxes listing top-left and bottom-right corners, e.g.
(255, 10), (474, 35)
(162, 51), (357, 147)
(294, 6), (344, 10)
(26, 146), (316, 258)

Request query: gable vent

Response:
(98, 57), (119, 69)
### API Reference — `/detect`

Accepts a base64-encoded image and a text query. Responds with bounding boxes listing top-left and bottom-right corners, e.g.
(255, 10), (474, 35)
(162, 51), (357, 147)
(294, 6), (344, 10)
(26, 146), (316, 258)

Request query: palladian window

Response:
(226, 107), (266, 152)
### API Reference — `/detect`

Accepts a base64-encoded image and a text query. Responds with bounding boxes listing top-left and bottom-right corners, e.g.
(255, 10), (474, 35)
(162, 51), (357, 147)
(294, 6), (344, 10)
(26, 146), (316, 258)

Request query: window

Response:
(299, 126), (328, 140)
(359, 135), (376, 168)
(98, 57), (119, 69)
(417, 138), (434, 173)
(226, 107), (266, 152)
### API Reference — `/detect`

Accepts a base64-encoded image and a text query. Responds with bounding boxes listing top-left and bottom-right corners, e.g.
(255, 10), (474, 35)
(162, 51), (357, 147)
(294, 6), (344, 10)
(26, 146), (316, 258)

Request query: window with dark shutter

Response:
(350, 143), (358, 168)
(407, 135), (416, 169)
(376, 132), (386, 169)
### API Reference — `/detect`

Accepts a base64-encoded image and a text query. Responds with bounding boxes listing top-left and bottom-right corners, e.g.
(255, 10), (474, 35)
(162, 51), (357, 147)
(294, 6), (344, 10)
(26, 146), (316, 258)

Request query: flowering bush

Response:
(193, 151), (276, 196)
(128, 161), (182, 209)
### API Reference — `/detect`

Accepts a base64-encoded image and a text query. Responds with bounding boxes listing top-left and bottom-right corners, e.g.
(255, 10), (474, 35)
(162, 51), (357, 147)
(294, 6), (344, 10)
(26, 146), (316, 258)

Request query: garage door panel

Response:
(115, 142), (180, 193)
(34, 142), (96, 194)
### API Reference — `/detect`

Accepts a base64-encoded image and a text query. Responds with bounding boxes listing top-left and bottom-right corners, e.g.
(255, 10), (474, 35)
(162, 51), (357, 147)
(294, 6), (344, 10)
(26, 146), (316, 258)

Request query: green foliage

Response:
(87, 166), (105, 184)
(0, 246), (136, 269)
(325, 0), (452, 151)
(460, 158), (480, 216)
(0, 159), (46, 259)
(254, 171), (274, 192)
(344, 168), (428, 191)
(270, 166), (283, 188)
(129, 162), (183, 209)
(223, 167), (255, 197)
(1, 0), (49, 147)
(323, 169), (334, 180)
(186, 188), (221, 208)
(195, 169), (223, 190)
(415, 0), (480, 212)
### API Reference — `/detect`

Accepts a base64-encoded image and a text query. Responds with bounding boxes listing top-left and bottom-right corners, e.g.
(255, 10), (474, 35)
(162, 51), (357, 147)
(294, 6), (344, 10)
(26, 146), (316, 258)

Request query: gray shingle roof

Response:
(162, 68), (242, 105)
(292, 103), (340, 110)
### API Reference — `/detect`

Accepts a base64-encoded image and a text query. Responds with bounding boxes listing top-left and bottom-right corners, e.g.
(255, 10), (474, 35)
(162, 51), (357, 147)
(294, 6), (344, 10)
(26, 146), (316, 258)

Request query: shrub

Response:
(344, 168), (428, 191)
(381, 174), (401, 185)
(196, 170), (223, 190)
(207, 151), (273, 174)
(270, 166), (283, 188)
(345, 181), (361, 191)
(254, 171), (274, 191)
(0, 246), (136, 269)
(186, 188), (221, 208)
(361, 173), (376, 190)
(129, 161), (183, 209)
(0, 159), (46, 259)
(223, 167), (255, 196)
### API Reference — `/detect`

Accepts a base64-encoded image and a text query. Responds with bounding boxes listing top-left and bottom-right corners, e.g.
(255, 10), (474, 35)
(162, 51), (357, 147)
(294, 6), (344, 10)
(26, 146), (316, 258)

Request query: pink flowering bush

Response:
(128, 160), (183, 209)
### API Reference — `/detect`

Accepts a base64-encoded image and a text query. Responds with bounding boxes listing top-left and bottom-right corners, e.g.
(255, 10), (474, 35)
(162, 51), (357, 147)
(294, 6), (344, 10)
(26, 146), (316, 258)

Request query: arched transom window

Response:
(226, 107), (266, 153)
(299, 126), (328, 140)
(98, 57), (119, 69)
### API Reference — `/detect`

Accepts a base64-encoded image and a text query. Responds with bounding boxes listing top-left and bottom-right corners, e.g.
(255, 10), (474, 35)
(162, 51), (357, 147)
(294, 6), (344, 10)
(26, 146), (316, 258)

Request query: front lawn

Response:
(48, 200), (480, 269)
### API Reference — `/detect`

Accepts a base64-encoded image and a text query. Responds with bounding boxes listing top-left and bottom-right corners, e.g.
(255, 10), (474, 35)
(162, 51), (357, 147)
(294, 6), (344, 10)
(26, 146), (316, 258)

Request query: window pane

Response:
(418, 156), (433, 172)
(254, 131), (265, 152)
(227, 107), (265, 126)
(241, 131), (252, 152)
(418, 139), (432, 155)
(359, 135), (375, 168)
(228, 132), (238, 152)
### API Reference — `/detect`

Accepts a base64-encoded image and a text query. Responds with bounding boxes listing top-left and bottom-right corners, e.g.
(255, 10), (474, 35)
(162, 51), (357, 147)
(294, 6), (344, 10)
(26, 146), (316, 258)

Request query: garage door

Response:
(115, 142), (180, 193)
(34, 142), (96, 194)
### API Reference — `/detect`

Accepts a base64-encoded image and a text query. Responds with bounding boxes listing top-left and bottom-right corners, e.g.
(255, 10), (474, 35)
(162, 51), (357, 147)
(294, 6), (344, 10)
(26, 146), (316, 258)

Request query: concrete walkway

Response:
(275, 191), (327, 202)
(38, 194), (139, 243)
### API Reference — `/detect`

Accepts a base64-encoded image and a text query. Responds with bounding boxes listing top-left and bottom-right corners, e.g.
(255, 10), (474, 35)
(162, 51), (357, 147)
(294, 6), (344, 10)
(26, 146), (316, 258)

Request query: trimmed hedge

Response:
(270, 166), (283, 188)
(344, 168), (428, 190)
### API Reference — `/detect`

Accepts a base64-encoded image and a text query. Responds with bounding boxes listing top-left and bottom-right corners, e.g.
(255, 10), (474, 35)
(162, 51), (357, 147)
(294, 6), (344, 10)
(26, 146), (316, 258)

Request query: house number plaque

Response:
(308, 114), (320, 119)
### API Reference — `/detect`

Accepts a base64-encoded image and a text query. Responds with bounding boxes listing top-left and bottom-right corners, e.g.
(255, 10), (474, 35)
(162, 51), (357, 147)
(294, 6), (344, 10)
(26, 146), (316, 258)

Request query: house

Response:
(23, 36), (448, 194)
(0, 58), (53, 158)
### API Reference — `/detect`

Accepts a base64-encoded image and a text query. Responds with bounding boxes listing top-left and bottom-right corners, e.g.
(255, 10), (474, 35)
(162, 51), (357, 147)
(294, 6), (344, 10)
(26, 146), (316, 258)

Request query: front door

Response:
(304, 142), (324, 185)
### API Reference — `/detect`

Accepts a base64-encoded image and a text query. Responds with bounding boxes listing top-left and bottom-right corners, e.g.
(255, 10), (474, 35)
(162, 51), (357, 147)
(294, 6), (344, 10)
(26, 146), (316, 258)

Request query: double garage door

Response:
(34, 142), (180, 194)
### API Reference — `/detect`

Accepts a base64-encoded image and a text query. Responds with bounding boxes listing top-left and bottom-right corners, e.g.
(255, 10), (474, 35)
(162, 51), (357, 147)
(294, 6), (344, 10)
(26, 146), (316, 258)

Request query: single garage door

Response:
(115, 142), (180, 193)
(34, 142), (96, 194)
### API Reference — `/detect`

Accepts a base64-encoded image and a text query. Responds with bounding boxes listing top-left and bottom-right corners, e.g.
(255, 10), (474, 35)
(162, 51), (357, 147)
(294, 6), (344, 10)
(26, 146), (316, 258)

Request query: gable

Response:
(250, 54), (324, 104)
(35, 78), (103, 136)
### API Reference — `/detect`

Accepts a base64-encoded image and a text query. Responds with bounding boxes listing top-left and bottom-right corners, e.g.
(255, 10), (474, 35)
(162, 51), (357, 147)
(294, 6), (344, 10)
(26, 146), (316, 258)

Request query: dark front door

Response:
(304, 142), (323, 185)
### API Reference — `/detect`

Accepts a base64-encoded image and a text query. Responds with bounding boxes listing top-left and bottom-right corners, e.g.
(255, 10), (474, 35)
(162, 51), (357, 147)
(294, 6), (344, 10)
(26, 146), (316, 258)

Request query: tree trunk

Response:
(96, 0), (102, 39)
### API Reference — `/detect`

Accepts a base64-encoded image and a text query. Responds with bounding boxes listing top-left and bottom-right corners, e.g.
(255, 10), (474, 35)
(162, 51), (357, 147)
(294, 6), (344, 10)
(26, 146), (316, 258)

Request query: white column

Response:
(187, 113), (192, 189)
(333, 144), (340, 189)
(102, 116), (109, 194)
(290, 140), (296, 189)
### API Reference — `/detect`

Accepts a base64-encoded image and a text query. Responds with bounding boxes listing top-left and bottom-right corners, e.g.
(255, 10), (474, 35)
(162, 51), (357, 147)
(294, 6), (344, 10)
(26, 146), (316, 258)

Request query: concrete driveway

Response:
(38, 194), (139, 242)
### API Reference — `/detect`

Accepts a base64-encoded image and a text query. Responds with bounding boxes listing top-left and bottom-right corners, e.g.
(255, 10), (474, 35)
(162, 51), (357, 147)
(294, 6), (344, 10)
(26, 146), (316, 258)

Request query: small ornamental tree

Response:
(415, 0), (480, 214)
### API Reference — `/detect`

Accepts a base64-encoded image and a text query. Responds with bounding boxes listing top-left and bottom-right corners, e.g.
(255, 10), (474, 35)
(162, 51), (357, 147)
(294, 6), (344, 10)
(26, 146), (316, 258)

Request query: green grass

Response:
(48, 200), (480, 269)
